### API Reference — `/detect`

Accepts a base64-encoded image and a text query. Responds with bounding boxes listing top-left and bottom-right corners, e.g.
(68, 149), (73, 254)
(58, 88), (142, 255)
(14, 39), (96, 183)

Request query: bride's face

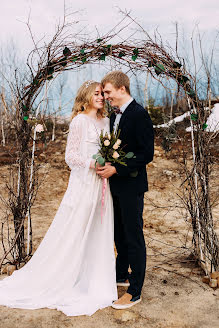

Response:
(90, 85), (104, 110)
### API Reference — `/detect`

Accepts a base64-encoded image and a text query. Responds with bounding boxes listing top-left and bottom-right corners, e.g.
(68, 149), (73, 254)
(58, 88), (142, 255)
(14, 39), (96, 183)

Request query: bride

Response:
(0, 80), (117, 316)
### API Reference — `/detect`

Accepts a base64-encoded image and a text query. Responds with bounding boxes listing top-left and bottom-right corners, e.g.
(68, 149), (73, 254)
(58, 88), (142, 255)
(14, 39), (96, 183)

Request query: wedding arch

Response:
(0, 12), (218, 276)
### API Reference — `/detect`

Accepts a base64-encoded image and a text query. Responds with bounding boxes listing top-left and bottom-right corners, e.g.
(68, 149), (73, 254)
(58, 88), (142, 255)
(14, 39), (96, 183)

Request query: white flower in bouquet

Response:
(35, 124), (44, 133)
(104, 140), (110, 146)
(113, 143), (119, 150)
(116, 139), (121, 145)
(112, 151), (120, 159)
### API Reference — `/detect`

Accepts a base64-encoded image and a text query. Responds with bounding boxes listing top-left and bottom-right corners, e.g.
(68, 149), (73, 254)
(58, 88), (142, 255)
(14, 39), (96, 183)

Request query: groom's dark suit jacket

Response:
(109, 99), (154, 194)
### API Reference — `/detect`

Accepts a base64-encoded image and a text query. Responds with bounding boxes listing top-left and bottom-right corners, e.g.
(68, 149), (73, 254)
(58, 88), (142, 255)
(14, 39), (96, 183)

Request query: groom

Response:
(97, 71), (154, 309)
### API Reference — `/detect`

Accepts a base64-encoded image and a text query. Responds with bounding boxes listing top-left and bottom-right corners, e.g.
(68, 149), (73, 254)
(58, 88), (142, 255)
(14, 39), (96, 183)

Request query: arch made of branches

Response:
(0, 13), (218, 276)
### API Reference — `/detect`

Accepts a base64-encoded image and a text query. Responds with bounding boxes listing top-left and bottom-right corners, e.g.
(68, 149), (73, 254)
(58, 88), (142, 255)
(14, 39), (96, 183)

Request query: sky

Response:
(1, 0), (218, 53)
(0, 0), (218, 112)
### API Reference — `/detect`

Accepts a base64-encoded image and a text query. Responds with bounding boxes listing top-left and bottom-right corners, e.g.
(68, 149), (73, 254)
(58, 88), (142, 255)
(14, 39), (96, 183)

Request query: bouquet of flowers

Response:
(92, 130), (135, 166)
(93, 130), (135, 224)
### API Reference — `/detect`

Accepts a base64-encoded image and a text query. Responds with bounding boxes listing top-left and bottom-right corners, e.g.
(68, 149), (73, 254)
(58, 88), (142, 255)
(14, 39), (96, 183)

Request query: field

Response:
(0, 132), (218, 328)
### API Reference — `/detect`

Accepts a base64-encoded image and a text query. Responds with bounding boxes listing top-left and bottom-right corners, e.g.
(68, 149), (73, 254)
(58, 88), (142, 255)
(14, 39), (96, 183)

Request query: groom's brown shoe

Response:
(116, 278), (130, 287)
(112, 293), (141, 309)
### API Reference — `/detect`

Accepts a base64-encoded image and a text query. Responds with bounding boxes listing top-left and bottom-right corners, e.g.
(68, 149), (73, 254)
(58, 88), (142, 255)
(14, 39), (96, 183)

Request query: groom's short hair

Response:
(101, 71), (130, 95)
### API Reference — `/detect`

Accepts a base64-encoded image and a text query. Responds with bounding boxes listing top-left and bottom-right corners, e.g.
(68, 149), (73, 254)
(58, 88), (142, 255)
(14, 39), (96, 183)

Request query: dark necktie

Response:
(113, 107), (122, 115)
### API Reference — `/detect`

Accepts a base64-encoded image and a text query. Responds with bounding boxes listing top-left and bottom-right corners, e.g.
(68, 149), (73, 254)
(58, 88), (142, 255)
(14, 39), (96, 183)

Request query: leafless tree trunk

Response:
(0, 88), (7, 146)
(51, 74), (67, 141)
(0, 10), (218, 275)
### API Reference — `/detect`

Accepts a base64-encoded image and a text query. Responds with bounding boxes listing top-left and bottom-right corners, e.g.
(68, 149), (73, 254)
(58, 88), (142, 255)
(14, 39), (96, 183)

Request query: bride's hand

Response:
(96, 162), (111, 172)
(90, 159), (96, 169)
(90, 161), (106, 170)
(94, 162), (102, 171)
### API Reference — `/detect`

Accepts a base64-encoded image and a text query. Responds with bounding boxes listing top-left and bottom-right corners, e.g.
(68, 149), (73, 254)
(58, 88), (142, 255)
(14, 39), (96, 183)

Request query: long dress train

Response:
(0, 114), (117, 316)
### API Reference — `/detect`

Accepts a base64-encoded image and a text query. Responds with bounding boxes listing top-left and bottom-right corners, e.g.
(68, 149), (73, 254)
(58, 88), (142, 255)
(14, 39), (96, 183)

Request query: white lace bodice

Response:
(65, 114), (109, 171)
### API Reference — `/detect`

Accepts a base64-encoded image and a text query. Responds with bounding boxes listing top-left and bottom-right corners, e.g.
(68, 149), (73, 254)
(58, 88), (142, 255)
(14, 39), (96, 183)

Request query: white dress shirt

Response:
(113, 97), (133, 133)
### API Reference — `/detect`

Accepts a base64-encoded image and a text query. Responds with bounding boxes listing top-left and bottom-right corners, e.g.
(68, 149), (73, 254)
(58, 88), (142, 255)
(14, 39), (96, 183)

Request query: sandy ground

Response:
(0, 135), (218, 328)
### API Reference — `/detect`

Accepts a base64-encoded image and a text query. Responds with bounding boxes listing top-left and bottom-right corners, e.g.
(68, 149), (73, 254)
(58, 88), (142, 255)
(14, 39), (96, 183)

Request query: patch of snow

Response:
(205, 103), (219, 132)
(154, 103), (219, 132)
(155, 111), (190, 128)
(186, 103), (219, 132)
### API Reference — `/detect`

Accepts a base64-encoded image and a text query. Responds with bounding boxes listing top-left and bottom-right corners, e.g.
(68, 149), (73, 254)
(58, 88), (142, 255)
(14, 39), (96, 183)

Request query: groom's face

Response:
(103, 82), (125, 108)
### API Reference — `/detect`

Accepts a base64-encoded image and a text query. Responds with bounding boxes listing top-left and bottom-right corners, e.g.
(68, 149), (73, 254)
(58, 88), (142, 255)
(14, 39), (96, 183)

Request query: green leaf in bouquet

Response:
(92, 154), (98, 159)
(117, 159), (127, 166)
(97, 156), (105, 166)
(130, 170), (138, 177)
(125, 152), (134, 159)
(115, 129), (121, 139)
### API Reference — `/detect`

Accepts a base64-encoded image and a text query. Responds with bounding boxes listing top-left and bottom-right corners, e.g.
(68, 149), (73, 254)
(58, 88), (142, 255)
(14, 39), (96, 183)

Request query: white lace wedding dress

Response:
(0, 114), (117, 316)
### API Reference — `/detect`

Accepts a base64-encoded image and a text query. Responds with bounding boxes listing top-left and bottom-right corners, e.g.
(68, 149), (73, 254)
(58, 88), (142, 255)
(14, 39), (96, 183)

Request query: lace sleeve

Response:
(65, 116), (91, 170)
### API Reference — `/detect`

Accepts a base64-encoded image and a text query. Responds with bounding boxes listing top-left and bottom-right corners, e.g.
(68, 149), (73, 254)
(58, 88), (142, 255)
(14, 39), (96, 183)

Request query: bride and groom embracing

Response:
(0, 71), (154, 316)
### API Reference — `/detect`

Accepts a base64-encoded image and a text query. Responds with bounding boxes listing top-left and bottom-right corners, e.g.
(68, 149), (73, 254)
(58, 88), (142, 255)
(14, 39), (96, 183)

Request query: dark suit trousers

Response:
(112, 191), (146, 297)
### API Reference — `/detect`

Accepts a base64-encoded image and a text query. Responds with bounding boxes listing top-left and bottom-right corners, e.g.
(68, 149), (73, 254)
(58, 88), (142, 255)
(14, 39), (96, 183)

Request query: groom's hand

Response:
(97, 164), (117, 178)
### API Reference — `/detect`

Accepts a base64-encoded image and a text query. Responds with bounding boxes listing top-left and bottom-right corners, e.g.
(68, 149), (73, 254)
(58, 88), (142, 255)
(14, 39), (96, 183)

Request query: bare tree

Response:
(0, 88), (7, 146)
(0, 10), (218, 276)
(50, 73), (68, 141)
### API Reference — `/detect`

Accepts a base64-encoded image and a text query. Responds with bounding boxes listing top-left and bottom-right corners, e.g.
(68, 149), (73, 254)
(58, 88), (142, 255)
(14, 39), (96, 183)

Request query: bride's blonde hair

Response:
(71, 81), (106, 119)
